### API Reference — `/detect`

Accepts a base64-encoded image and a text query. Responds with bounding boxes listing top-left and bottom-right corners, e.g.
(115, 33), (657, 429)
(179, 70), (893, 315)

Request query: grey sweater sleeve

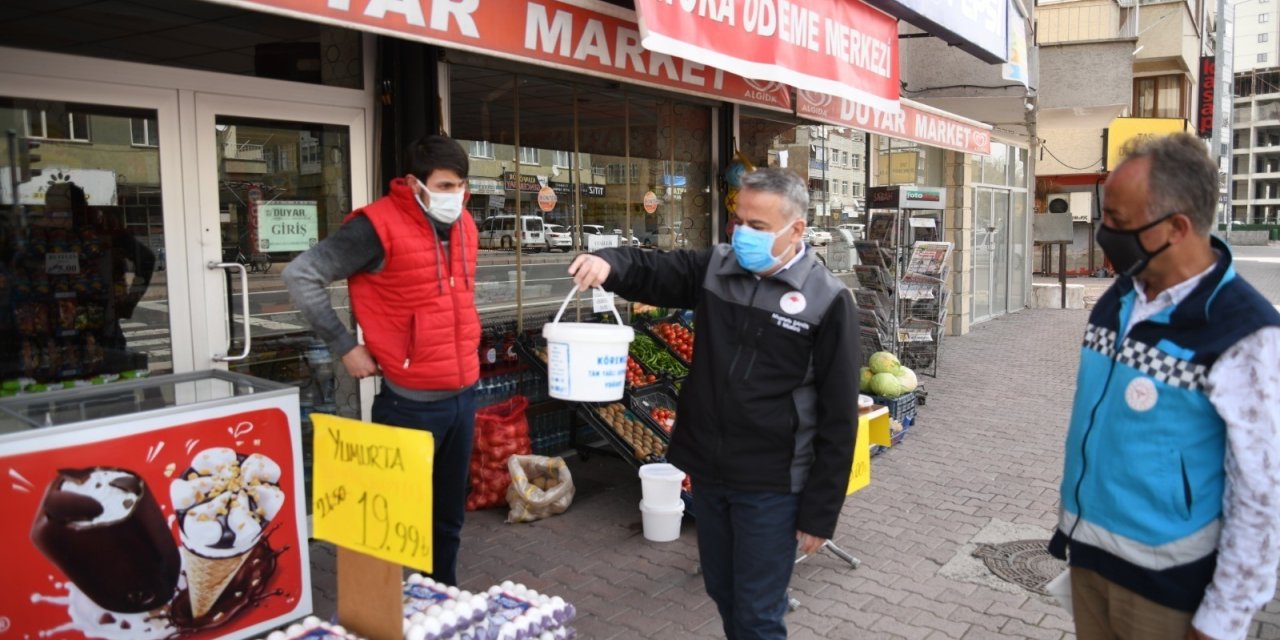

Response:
(281, 214), (385, 357)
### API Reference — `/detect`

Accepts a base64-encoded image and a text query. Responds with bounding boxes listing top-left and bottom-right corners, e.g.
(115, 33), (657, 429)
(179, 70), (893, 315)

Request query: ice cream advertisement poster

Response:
(0, 405), (310, 640)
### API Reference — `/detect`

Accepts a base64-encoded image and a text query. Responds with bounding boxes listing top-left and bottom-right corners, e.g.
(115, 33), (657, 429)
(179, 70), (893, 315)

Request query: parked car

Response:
(543, 223), (572, 252)
(612, 228), (641, 247)
(568, 224), (620, 249)
(836, 223), (865, 240)
(804, 226), (832, 246)
(479, 215), (545, 250)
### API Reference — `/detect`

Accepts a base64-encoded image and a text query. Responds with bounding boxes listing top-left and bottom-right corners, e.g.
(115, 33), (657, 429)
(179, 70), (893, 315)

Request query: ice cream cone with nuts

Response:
(170, 448), (285, 619)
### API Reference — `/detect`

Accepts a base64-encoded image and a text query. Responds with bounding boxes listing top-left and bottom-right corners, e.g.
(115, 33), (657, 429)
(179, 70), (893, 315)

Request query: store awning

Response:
(633, 0), (900, 114)
(797, 91), (993, 156)
(199, 0), (792, 112)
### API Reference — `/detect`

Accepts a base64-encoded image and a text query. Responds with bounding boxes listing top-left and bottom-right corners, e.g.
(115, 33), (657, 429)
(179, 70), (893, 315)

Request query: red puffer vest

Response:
(346, 178), (480, 391)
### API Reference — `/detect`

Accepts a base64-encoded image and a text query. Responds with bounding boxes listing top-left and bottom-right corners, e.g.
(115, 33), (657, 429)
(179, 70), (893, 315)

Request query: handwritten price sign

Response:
(311, 414), (434, 572)
(846, 415), (871, 495)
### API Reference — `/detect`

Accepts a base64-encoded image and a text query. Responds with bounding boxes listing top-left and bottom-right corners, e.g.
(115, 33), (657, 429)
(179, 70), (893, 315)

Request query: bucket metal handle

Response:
(552, 286), (625, 326)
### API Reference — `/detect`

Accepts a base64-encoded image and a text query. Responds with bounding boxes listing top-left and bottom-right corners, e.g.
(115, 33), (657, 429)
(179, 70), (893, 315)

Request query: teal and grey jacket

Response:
(1049, 237), (1280, 611)
(596, 244), (859, 539)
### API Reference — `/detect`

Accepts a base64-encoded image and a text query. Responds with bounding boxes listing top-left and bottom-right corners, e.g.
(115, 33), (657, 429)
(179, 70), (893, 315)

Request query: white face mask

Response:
(414, 185), (464, 225)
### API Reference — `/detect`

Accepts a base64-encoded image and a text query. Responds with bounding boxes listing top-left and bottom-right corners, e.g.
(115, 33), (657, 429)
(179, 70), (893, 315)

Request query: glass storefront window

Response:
(2, 98), (170, 389)
(739, 111), (869, 229)
(0, 0), (363, 89)
(874, 136), (945, 188)
(449, 63), (711, 321)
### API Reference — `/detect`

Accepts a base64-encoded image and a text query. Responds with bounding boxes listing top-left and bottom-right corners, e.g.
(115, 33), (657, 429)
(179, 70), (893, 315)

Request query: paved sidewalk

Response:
(306, 244), (1280, 638)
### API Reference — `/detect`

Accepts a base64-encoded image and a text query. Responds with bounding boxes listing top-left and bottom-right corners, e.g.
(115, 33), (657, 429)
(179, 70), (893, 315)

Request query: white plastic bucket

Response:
(639, 500), (685, 542)
(542, 287), (635, 402)
(638, 463), (685, 508)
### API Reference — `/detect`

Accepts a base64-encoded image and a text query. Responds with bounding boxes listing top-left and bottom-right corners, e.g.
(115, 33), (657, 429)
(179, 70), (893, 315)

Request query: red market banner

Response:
(796, 90), (992, 156)
(635, 0), (899, 114)
(202, 0), (792, 112)
(0, 407), (309, 640)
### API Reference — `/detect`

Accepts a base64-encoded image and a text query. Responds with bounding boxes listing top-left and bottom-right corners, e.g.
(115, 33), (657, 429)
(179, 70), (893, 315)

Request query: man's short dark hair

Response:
(1118, 132), (1217, 234)
(405, 135), (469, 181)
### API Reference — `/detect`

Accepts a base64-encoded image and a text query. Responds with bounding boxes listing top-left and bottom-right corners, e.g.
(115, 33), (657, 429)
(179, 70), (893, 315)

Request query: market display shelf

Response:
(514, 333), (549, 375)
(637, 318), (694, 369)
(575, 404), (668, 467)
(628, 383), (678, 443)
(629, 333), (690, 381)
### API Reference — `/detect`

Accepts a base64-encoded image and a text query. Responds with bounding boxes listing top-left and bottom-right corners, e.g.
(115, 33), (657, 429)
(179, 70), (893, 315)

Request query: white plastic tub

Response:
(638, 463), (685, 508)
(639, 499), (685, 542)
(542, 288), (635, 402)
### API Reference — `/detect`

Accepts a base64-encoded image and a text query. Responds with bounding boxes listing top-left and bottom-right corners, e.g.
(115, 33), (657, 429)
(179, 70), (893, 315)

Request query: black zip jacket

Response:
(597, 244), (859, 538)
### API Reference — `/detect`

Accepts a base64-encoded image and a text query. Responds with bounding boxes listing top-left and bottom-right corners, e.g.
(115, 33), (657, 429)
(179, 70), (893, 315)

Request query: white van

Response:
(479, 215), (545, 250)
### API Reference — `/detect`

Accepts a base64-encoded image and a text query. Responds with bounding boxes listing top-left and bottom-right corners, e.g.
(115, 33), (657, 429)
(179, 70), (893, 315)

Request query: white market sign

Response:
(0, 169), (119, 206)
(257, 200), (319, 252)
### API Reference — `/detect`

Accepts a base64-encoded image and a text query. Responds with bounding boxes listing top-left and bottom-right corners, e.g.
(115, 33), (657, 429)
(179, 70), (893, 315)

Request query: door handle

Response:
(208, 261), (251, 362)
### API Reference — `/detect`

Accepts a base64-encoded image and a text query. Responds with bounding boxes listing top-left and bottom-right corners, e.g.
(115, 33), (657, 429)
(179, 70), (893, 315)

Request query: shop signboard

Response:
(800, 92), (992, 156)
(634, 0), (900, 113)
(1105, 117), (1189, 170)
(537, 186), (558, 212)
(0, 401), (311, 640)
(468, 177), (505, 196)
(861, 0), (1008, 64)
(643, 191), (660, 214)
(311, 414), (435, 573)
(503, 172), (543, 193)
(256, 200), (318, 252)
(1002, 0), (1029, 88)
(867, 185), (946, 210)
(205, 0), (792, 112)
(0, 169), (118, 206)
(1197, 56), (1215, 138)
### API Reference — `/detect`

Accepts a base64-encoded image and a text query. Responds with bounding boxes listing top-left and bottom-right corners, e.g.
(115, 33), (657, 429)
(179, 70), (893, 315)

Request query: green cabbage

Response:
(868, 351), (901, 375)
(869, 372), (904, 397)
(859, 367), (874, 393)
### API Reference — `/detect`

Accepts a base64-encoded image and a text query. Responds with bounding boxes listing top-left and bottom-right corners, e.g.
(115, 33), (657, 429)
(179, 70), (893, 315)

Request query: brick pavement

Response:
(307, 243), (1280, 638)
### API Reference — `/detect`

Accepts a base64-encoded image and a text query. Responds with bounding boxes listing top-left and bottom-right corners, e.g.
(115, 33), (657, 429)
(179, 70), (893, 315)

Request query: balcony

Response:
(1031, 1), (1136, 131)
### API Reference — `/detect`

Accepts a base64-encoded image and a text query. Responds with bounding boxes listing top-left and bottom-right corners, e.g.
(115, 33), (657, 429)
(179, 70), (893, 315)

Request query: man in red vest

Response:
(283, 135), (480, 585)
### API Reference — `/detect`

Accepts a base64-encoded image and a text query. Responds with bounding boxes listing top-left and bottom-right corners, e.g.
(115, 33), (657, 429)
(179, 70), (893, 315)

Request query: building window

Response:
(1261, 12), (1271, 22)
(1134, 75), (1187, 119)
(518, 146), (539, 164)
(130, 117), (159, 147)
(552, 150), (571, 167)
(26, 109), (90, 141)
(1261, 33), (1271, 43)
(470, 140), (493, 158)
(1261, 53), (1271, 63)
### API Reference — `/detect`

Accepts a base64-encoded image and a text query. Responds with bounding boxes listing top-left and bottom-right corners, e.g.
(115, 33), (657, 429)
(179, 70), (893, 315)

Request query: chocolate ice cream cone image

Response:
(170, 448), (285, 619)
(30, 467), (180, 613)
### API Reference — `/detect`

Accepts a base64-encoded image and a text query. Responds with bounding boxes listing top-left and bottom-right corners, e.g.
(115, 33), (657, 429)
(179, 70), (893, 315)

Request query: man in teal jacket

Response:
(1050, 133), (1280, 640)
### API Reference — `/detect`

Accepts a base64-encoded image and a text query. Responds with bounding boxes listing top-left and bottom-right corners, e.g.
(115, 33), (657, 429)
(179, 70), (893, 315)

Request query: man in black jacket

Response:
(569, 168), (859, 639)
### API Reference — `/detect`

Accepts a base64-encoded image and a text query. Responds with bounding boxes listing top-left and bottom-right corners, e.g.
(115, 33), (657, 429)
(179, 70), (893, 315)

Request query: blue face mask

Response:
(732, 221), (795, 273)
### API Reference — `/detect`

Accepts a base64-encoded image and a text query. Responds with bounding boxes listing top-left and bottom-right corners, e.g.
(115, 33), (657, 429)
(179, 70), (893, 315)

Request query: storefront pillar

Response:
(945, 150), (973, 337)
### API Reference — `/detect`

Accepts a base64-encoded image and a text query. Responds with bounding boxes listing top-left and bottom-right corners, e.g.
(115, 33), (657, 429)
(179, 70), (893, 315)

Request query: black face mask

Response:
(1096, 214), (1175, 277)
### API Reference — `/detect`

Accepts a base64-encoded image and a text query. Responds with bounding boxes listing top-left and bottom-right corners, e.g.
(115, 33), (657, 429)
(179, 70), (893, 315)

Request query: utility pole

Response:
(1211, 0), (1236, 234)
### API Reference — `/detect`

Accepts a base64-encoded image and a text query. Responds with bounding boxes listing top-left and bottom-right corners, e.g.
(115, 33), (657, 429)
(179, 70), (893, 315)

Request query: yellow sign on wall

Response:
(1105, 117), (1191, 170)
(312, 414), (435, 572)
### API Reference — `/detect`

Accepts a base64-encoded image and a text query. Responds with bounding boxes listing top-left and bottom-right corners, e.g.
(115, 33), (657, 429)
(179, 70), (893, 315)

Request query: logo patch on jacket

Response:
(1124, 377), (1158, 412)
(780, 291), (806, 314)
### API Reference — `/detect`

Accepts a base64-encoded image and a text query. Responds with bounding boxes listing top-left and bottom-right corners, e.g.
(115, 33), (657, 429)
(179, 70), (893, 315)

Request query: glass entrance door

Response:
(194, 94), (368, 421)
(1, 86), (189, 392)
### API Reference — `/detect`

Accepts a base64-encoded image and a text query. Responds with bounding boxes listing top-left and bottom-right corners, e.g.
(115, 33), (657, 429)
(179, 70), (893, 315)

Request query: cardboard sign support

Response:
(337, 548), (404, 640)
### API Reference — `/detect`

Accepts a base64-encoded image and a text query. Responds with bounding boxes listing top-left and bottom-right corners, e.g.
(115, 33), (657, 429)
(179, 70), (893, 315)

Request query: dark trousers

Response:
(692, 480), (800, 640)
(371, 385), (475, 586)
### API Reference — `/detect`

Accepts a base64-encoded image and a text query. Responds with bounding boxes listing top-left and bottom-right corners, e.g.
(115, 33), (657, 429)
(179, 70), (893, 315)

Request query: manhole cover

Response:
(972, 539), (1065, 596)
